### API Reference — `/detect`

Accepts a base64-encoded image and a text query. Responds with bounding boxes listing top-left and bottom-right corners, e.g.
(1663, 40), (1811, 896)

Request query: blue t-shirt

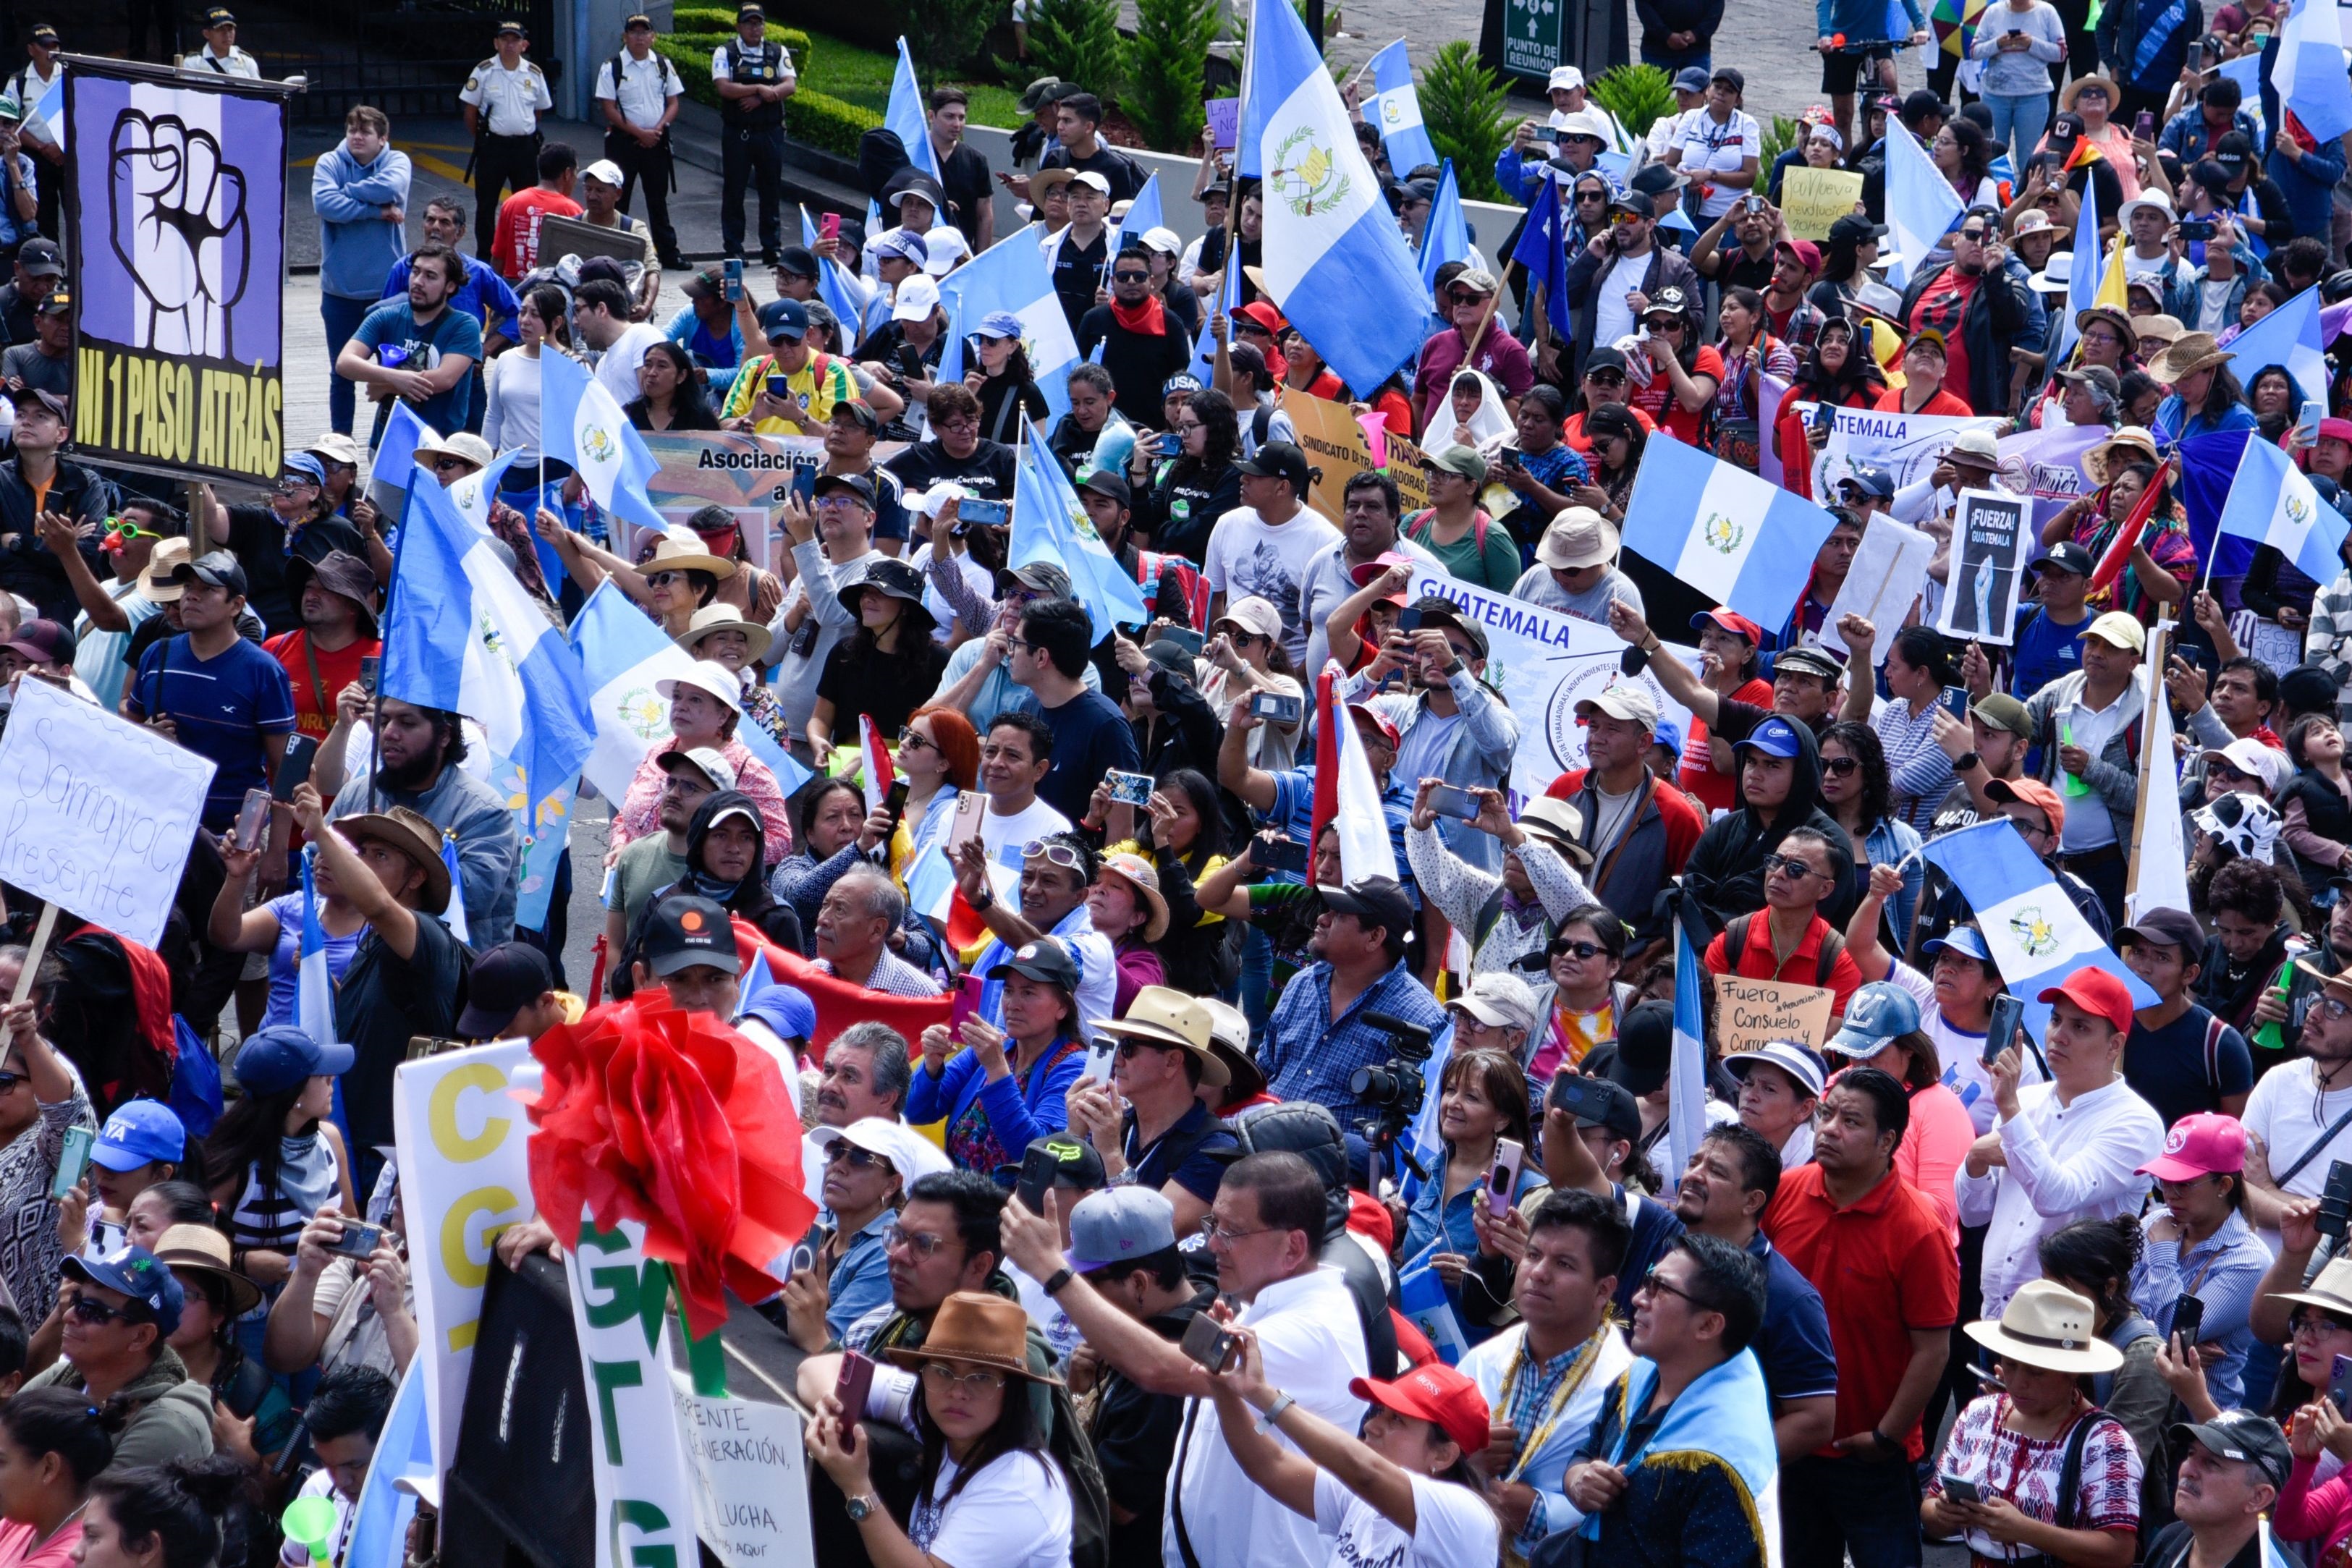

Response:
(260, 891), (360, 1027)
(1611, 1185), (1686, 1318)
(1265, 766), (1416, 899)
(1036, 689), (1141, 824)
(1749, 1232), (1841, 1407)
(2010, 603), (2092, 701)
(352, 298), (486, 438)
(2124, 1004), (2255, 1133)
(127, 635), (297, 829)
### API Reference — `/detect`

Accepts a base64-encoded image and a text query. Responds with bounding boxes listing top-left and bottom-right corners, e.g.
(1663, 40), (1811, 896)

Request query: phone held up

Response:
(1180, 1312), (1239, 1374)
(1981, 993), (2027, 1069)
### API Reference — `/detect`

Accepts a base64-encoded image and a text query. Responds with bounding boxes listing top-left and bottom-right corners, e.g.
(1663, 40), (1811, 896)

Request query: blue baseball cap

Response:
(758, 297), (808, 340)
(871, 228), (929, 266)
(1163, 373), (1204, 397)
(62, 1247), (182, 1336)
(91, 1100), (185, 1173)
(232, 1025), (355, 1097)
(975, 310), (1025, 340)
(1827, 980), (1927, 1058)
(1651, 716), (1682, 753)
(1734, 714), (1804, 760)
(1923, 925), (1994, 963)
(281, 450), (326, 486)
(739, 982), (817, 1043)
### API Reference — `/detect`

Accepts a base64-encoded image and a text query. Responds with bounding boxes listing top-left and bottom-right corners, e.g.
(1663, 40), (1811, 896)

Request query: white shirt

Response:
(1459, 1323), (1633, 1546)
(1009, 1259), (1083, 1362)
(276, 1470), (355, 1566)
(858, 1378), (1075, 1568)
(1164, 1265), (1370, 1568)
(1672, 108), (1761, 221)
(592, 321), (665, 407)
(1314, 1470), (1500, 1568)
(1884, 960), (2044, 1133)
(1591, 252), (1649, 352)
(1955, 1073), (2165, 1315)
(594, 48), (682, 130)
(2242, 1055), (2352, 1218)
(458, 59), (551, 136)
(1201, 505), (1343, 665)
(180, 46), (259, 77)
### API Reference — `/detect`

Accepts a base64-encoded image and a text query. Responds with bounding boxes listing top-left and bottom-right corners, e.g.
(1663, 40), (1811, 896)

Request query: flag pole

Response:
(2125, 616), (2174, 911)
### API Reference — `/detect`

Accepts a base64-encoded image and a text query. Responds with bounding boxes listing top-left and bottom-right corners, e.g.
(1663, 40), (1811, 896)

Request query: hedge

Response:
(653, 33), (878, 159)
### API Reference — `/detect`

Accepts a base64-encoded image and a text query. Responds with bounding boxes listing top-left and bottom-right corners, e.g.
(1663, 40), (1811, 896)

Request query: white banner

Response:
(1819, 516), (1937, 666)
(567, 1216), (700, 1568)
(0, 675), (213, 947)
(1938, 488), (2035, 646)
(674, 1380), (819, 1568)
(391, 1038), (534, 1485)
(1815, 406), (2008, 499)
(1405, 570), (1698, 802)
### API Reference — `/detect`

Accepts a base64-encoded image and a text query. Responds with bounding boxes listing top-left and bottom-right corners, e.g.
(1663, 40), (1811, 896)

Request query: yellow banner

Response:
(1781, 168), (1866, 242)
(1277, 389), (1431, 520)
(74, 345), (282, 482)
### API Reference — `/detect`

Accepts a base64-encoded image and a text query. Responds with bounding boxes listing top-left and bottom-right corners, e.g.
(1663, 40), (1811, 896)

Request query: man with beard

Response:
(261, 551), (379, 747)
(320, 693), (521, 946)
(1895, 211), (2039, 418)
(2242, 963), (2352, 1236)
(1298, 472), (1439, 675)
(334, 241), (482, 446)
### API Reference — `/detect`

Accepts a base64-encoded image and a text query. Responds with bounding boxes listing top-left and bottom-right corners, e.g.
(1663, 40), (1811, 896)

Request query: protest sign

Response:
(2000, 423), (2101, 534)
(636, 431), (910, 567)
(1716, 975), (1835, 1054)
(674, 1383), (818, 1568)
(1816, 406), (2007, 498)
(1283, 389), (1429, 518)
(392, 1038), (534, 1480)
(567, 1217), (700, 1568)
(66, 63), (290, 482)
(0, 677), (213, 949)
(1782, 167), (1866, 240)
(1939, 487), (2034, 645)
(1405, 568), (1697, 800)
(1819, 515), (1935, 666)
(1205, 95), (1239, 150)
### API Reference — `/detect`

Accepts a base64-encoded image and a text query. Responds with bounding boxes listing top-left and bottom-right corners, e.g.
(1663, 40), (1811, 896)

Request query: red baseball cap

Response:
(1234, 301), (1289, 337)
(2037, 967), (2136, 1034)
(1349, 1363), (1491, 1456)
(1774, 238), (1822, 274)
(1690, 607), (1766, 644)
(1347, 701), (1401, 747)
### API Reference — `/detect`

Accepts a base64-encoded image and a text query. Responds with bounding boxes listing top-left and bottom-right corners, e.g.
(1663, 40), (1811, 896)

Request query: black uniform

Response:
(718, 35), (788, 263)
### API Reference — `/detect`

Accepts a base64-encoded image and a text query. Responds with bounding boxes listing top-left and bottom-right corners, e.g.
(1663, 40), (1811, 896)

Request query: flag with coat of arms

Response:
(1619, 436), (1837, 634)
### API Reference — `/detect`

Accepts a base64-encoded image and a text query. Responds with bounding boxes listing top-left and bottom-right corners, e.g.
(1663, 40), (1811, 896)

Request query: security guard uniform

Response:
(714, 6), (792, 264)
(178, 44), (259, 77)
(596, 20), (685, 266)
(459, 27), (551, 261)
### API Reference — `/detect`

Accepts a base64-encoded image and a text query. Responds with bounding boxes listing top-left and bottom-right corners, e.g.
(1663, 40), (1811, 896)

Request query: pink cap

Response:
(2138, 1111), (2248, 1182)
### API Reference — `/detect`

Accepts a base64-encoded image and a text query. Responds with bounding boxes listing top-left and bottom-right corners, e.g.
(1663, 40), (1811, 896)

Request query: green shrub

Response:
(654, 31), (873, 157)
(672, 8), (736, 33)
(1027, 0), (1127, 102)
(1123, 0), (1219, 151)
(1420, 41), (1509, 200)
(903, 0), (999, 75)
(1756, 114), (1798, 178)
(1588, 63), (1676, 140)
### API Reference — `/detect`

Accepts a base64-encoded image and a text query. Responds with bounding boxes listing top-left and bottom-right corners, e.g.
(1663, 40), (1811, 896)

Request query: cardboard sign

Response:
(1938, 487), (2034, 646)
(1279, 389), (1430, 520)
(0, 677), (214, 948)
(674, 1384), (818, 1568)
(1782, 167), (1866, 240)
(1715, 974), (1836, 1055)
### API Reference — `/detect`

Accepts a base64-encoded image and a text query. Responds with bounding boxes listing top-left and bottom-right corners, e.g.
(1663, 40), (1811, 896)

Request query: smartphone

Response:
(1250, 691), (1304, 724)
(1743, 193), (1765, 213)
(1158, 432), (1183, 457)
(958, 498), (1010, 527)
(1016, 1139), (1071, 1213)
(1180, 1312), (1238, 1373)
(273, 734), (318, 804)
(766, 373), (794, 399)
(1489, 1137), (1525, 1216)
(328, 1219), (386, 1260)
(1255, 834), (1308, 875)
(1106, 768), (1156, 806)
(48, 1125), (93, 1201)
(1982, 993), (2027, 1069)
(820, 212), (841, 244)
(949, 972), (985, 1033)
(881, 777), (910, 825)
(2332, 1353), (2352, 1416)
(1938, 685), (1972, 721)
(1940, 1475), (1984, 1506)
(834, 1348), (876, 1420)
(2299, 399), (2324, 446)
(2170, 1292), (2207, 1347)
(1396, 606), (1424, 633)
(1809, 399), (1837, 436)
(1549, 1073), (1595, 1116)
(946, 790), (987, 855)
(1497, 445), (1523, 470)
(2134, 110), (2157, 139)
(1159, 627), (1205, 658)
(234, 787), (271, 852)
(1425, 782), (1482, 821)
(723, 257), (743, 302)
(791, 465), (817, 505)
(358, 654), (380, 695)
(2321, 1158), (2352, 1239)
(2181, 218), (2218, 242)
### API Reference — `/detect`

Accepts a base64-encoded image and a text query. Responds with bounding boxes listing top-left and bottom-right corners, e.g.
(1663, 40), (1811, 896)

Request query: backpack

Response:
(605, 47), (677, 101)
(1404, 505), (1489, 558)
(1722, 910), (1847, 987)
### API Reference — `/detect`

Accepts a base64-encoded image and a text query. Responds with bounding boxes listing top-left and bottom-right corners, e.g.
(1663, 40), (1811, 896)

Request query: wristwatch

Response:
(845, 1493), (884, 1523)
(970, 886), (995, 912)
(1953, 750), (1981, 773)
(1041, 1267), (1075, 1297)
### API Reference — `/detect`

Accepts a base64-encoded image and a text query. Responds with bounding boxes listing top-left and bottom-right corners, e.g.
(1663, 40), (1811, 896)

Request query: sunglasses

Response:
(1023, 838), (1086, 870)
(824, 1142), (892, 1171)
(896, 727), (934, 753)
(62, 1293), (147, 1327)
(1575, 191), (1608, 203)
(1113, 270), (1151, 283)
(276, 475), (319, 493)
(1762, 851), (1826, 880)
(1822, 755), (1861, 776)
(430, 456), (470, 473)
(1549, 939), (1606, 961)
(1637, 1266), (1704, 1309)
(1585, 370), (1625, 386)
(1644, 318), (1683, 334)
(646, 571), (683, 588)
(884, 1224), (950, 1258)
(1957, 229), (1992, 243)
(1610, 211), (1644, 225)
(100, 517), (157, 541)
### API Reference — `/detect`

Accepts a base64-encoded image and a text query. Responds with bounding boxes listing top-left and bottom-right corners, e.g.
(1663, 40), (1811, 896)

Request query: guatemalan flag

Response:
(1396, 1239), (1470, 1365)
(1365, 38), (1437, 173)
(935, 222), (1083, 425)
(1107, 172), (1165, 257)
(538, 349), (666, 534)
(1418, 159), (1471, 294)
(1918, 818), (2159, 1042)
(1012, 421), (1150, 640)
(2275, 0), (2352, 145)
(2222, 281), (2327, 406)
(1620, 437), (1837, 634)
(1583, 1352), (1782, 1568)
(296, 847), (341, 1065)
(1244, 0), (1431, 394)
(382, 474), (595, 821)
(2212, 432), (2349, 585)
(1883, 116), (1963, 288)
(888, 37), (942, 181)
(1511, 175), (1573, 340)
(570, 579), (706, 802)
(1664, 909), (1711, 1196)
(343, 1359), (434, 1568)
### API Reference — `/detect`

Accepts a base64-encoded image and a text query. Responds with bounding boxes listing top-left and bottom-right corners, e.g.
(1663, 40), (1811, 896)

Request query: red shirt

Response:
(1702, 910), (1865, 1015)
(1872, 386), (1974, 418)
(1680, 675), (1772, 813)
(491, 187), (584, 279)
(1904, 268), (1982, 410)
(1544, 767), (1706, 877)
(1561, 405), (1657, 459)
(1764, 1161), (1960, 1458)
(263, 630), (382, 742)
(1628, 344), (1727, 445)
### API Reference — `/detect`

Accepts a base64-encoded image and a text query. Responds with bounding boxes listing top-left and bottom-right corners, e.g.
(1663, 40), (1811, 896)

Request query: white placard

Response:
(1815, 406), (2008, 498)
(391, 1038), (533, 1486)
(1937, 488), (2034, 646)
(567, 1216), (701, 1568)
(674, 1381), (819, 1568)
(1819, 516), (1937, 667)
(0, 675), (214, 947)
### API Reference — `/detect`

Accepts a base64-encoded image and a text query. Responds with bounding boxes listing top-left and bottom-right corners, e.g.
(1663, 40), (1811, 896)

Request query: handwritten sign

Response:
(674, 1384), (818, 1568)
(1782, 167), (1866, 241)
(1205, 96), (1239, 151)
(0, 677), (213, 948)
(1715, 974), (1835, 1056)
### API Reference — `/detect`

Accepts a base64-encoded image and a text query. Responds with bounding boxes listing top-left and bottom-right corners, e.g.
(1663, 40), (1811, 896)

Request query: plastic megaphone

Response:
(281, 1494), (339, 1565)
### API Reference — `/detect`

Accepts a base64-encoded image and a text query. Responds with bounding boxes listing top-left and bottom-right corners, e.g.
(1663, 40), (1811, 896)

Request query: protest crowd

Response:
(38, 0), (2352, 1566)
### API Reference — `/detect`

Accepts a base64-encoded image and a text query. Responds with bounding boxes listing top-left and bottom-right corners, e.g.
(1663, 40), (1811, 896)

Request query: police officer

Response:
(596, 13), (685, 270)
(178, 7), (257, 77)
(459, 20), (551, 263)
(712, 3), (794, 267)
(6, 27), (62, 240)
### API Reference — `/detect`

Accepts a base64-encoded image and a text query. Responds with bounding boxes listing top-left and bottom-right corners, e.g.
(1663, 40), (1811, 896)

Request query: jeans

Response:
(1240, 923), (1274, 1048)
(1640, 43), (1709, 73)
(321, 292), (376, 437)
(1782, 1452), (1924, 1568)
(1985, 90), (2052, 171)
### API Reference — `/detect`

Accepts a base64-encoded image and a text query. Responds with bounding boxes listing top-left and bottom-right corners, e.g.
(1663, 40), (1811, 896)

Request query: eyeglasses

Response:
(1199, 1215), (1279, 1246)
(1575, 191), (1608, 203)
(919, 1362), (1009, 1393)
(896, 728), (934, 753)
(1958, 228), (1991, 244)
(275, 476), (318, 493)
(824, 1142), (892, 1171)
(1584, 370), (1625, 386)
(100, 517), (157, 541)
(1636, 1267), (1704, 1308)
(62, 1292), (146, 1327)
(1023, 838), (1086, 870)
(1003, 636), (1038, 655)
(2319, 998), (2352, 1022)
(1549, 939), (1605, 962)
(1762, 852), (1826, 881)
(430, 456), (470, 473)
(1609, 211), (1645, 226)
(884, 1224), (952, 1258)
(1822, 756), (1861, 776)
(0, 1072), (24, 1093)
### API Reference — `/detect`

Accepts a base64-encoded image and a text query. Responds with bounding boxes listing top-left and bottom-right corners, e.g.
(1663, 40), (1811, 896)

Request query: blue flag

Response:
(2054, 160), (2101, 365)
(537, 349), (667, 535)
(373, 401), (432, 483)
(2212, 430), (2351, 585)
(936, 223), (1083, 425)
(1417, 158), (1470, 292)
(1013, 421), (1149, 640)
(1510, 174), (1574, 340)
(2180, 428), (2264, 576)
(2225, 281), (2327, 405)
(2277, 0), (2352, 143)
(1884, 117), (1963, 287)
(1397, 1242), (1470, 1364)
(1107, 172), (1165, 256)
(1365, 38), (1437, 173)
(344, 1360), (433, 1568)
(889, 37), (941, 181)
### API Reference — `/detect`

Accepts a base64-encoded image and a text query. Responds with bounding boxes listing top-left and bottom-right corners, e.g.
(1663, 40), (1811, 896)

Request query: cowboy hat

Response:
(1091, 984), (1230, 1086)
(882, 1290), (1062, 1383)
(1094, 852), (1172, 944)
(2060, 75), (2120, 112)
(151, 1223), (263, 1317)
(2151, 331), (2234, 383)
(1964, 1279), (2124, 1373)
(640, 530), (737, 580)
(2085, 425), (2162, 486)
(675, 602), (771, 663)
(337, 805), (453, 915)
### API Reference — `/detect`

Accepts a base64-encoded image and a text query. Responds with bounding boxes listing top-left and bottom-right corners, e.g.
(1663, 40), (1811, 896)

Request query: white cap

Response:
(1139, 225), (1183, 255)
(1449, 972), (1539, 1035)
(1725, 1041), (1829, 1099)
(1547, 64), (1585, 93)
(892, 272), (942, 323)
(811, 1116), (952, 1182)
(656, 658), (745, 716)
(583, 158), (626, 187)
(1069, 169), (1112, 195)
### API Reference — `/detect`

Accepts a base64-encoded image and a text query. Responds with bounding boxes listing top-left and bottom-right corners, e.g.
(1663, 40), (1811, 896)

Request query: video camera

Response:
(1350, 1012), (1436, 1183)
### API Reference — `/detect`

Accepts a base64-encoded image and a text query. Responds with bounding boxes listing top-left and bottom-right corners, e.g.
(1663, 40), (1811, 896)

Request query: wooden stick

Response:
(11, 902), (57, 1006)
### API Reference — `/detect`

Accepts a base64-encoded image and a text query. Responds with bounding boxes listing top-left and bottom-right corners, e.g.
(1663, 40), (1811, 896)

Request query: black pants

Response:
(2048, 0), (2099, 88)
(473, 132), (541, 260)
(1782, 1452), (1925, 1568)
(31, 151), (56, 241)
(722, 123), (784, 260)
(606, 132), (681, 262)
(126, 0), (176, 60)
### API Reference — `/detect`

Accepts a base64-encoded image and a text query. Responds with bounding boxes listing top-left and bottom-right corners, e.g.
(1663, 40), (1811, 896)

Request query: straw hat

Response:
(882, 1290), (1061, 1383)
(675, 603), (771, 664)
(2150, 331), (2234, 383)
(2267, 1255), (2352, 1321)
(151, 1222), (263, 1317)
(1198, 998), (1264, 1101)
(2060, 75), (2121, 113)
(2085, 425), (2162, 486)
(2073, 302), (2136, 347)
(337, 805), (453, 915)
(139, 535), (193, 603)
(1964, 1279), (2124, 1373)
(642, 530), (737, 580)
(1091, 984), (1229, 1086)
(1094, 852), (1172, 943)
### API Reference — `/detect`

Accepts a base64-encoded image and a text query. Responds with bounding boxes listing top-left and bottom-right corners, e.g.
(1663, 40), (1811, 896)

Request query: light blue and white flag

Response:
(571, 579), (717, 802)
(1365, 38), (1438, 173)
(538, 349), (666, 534)
(1397, 1239), (1471, 1364)
(1246, 0), (1431, 393)
(436, 834), (471, 946)
(2275, 0), (2352, 144)
(1883, 116), (1964, 288)
(1013, 422), (1149, 639)
(344, 1358), (433, 1568)
(444, 445), (525, 535)
(2221, 51), (2268, 142)
(1107, 171), (1165, 257)
(2216, 432), (2350, 585)
(1917, 818), (2159, 1041)
(800, 205), (873, 332)
(2053, 161), (2101, 365)
(1418, 158), (1470, 294)
(936, 223), (1083, 424)
(373, 402), (433, 488)
(1191, 254), (1242, 380)
(297, 847), (340, 1058)
(1620, 437), (1837, 633)
(2224, 280), (2327, 405)
(382, 475), (596, 821)
(889, 37), (942, 181)
(1664, 916), (1709, 1196)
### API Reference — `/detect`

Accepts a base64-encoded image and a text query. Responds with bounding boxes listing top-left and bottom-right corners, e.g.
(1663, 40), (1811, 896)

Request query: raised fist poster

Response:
(64, 63), (284, 483)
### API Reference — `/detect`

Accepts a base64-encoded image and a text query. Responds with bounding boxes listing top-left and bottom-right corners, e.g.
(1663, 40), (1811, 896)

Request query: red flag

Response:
(731, 919), (952, 1063)
(1310, 665), (1340, 862)
(2086, 457), (2173, 594)
(858, 715), (897, 816)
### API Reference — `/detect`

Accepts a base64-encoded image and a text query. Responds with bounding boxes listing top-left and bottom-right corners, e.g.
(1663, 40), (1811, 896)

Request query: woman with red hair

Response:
(892, 706), (979, 886)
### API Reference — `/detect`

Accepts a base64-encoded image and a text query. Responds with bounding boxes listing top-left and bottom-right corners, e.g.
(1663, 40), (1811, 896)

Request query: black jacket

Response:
(0, 456), (111, 624)
(1634, 0), (1725, 38)
(1895, 259), (2039, 417)
(1680, 717), (1857, 937)
(1563, 237), (1701, 382)
(618, 789), (804, 993)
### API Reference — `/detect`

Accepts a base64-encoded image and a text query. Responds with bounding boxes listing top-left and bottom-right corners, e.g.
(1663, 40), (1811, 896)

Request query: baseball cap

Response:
(1712, 66), (1746, 92)
(1408, 593), (1489, 658)
(2139, 1111), (2249, 1182)
(811, 470), (876, 507)
(997, 560), (1073, 596)
(1691, 607), (1765, 643)
(1774, 239), (1822, 274)
(1843, 460), (1898, 499)
(1214, 596), (1284, 643)
(2038, 541), (2094, 577)
(1319, 876), (1416, 938)
(7, 386), (63, 421)
(1163, 373), (1204, 397)
(204, 6), (235, 25)
(809, 1116), (949, 1183)
(1448, 972), (1540, 1036)
(871, 228), (929, 266)
(1734, 714), (1806, 760)
(453, 941), (558, 1039)
(33, 287), (66, 317)
(2078, 610), (2146, 652)
(1583, 344), (1632, 377)
(1350, 1363), (1491, 1456)
(1, 618), (71, 667)
(1607, 190), (1654, 219)
(232, 1025), (355, 1096)
(758, 297), (808, 340)
(891, 273), (942, 322)
(1018, 1131), (1107, 1196)
(1672, 66), (1712, 93)
(1827, 981), (1928, 1059)
(641, 895), (741, 978)
(1348, 701), (1402, 747)
(583, 158), (625, 187)
(1067, 1186), (1179, 1273)
(62, 1248), (182, 1337)
(1425, 444), (1489, 486)
(2037, 967), (2136, 1034)
(495, 15), (524, 32)
(169, 551), (247, 598)
(1985, 776), (2068, 835)
(1547, 64), (1585, 93)
(1552, 1072), (1644, 1140)
(1235, 440), (1313, 493)
(1774, 644), (1847, 683)
(1921, 925), (1994, 963)
(1069, 170), (1112, 196)
(2200, 736), (2291, 794)
(989, 936), (1082, 991)
(2118, 906), (2206, 955)
(1078, 467), (1131, 506)
(1725, 1041), (1828, 1099)
(975, 310), (1026, 341)
(2170, 1413), (2292, 1491)
(738, 980), (818, 1046)
(92, 1100), (185, 1171)
(17, 238), (61, 277)
(1576, 684), (1660, 730)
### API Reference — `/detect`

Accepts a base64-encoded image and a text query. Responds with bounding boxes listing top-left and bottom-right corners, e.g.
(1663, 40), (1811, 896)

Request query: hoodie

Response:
(313, 141), (415, 302)
(1679, 716), (1856, 936)
(661, 790), (805, 954)
(27, 1345), (213, 1469)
